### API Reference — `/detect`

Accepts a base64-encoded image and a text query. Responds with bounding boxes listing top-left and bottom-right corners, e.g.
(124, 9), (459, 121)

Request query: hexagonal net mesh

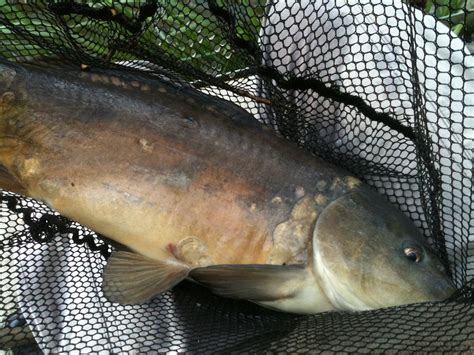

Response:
(0, 0), (472, 353)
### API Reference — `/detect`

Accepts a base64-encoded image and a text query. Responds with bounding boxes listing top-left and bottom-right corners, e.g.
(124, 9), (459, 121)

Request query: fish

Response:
(0, 60), (455, 314)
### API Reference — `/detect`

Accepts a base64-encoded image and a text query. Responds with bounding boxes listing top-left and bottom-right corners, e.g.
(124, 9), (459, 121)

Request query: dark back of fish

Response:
(0, 63), (346, 265)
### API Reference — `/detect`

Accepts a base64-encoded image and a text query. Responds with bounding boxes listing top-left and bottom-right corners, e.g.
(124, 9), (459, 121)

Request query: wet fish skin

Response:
(0, 63), (341, 266)
(0, 62), (455, 314)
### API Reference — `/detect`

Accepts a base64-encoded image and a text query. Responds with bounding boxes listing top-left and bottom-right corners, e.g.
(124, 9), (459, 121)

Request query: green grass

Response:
(0, 0), (265, 72)
(423, 0), (473, 36)
(0, 0), (266, 76)
(0, 0), (469, 73)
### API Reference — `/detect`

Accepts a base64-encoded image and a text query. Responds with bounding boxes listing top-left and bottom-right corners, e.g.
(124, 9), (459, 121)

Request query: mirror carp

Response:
(0, 62), (454, 314)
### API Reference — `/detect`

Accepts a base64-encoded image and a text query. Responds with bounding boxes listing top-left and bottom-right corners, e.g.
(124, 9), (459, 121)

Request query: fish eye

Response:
(403, 246), (423, 263)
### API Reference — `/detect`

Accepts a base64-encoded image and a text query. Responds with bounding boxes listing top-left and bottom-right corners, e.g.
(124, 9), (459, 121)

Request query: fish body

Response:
(0, 62), (454, 314)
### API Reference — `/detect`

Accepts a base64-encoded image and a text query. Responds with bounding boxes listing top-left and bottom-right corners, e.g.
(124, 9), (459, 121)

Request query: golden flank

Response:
(0, 62), (454, 314)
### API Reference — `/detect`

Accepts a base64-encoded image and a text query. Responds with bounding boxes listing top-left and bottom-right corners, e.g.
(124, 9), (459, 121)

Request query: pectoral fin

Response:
(189, 264), (308, 301)
(102, 251), (189, 304)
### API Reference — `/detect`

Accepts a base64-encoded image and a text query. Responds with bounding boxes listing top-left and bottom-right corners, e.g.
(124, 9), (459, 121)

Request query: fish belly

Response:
(6, 123), (274, 265)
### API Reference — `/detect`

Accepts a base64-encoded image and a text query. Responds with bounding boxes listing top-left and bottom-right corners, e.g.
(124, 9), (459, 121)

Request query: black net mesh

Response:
(0, 0), (472, 353)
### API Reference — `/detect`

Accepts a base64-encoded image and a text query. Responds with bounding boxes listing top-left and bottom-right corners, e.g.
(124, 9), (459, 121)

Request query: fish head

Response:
(312, 186), (455, 311)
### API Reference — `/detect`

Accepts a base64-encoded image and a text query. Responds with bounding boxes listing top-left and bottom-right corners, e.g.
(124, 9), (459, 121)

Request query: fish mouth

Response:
(399, 276), (456, 307)
(426, 278), (457, 302)
(416, 264), (457, 303)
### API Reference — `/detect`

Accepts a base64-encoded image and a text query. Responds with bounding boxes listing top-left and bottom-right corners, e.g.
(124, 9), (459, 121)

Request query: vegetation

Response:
(0, 0), (267, 75)
(420, 0), (473, 37)
(0, 0), (471, 67)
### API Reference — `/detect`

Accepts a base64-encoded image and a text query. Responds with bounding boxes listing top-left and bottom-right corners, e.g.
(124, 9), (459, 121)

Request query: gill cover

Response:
(312, 186), (454, 311)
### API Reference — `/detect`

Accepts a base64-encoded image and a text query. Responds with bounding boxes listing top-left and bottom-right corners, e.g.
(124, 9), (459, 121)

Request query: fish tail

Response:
(0, 61), (26, 193)
(0, 135), (26, 194)
(0, 134), (25, 194)
(0, 163), (26, 195)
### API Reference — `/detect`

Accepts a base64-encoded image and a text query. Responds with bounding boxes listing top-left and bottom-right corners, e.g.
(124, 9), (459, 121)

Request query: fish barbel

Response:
(0, 61), (454, 314)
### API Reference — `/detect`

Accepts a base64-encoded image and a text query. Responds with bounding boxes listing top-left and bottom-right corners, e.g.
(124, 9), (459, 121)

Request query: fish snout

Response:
(415, 274), (456, 304)
(429, 278), (456, 301)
